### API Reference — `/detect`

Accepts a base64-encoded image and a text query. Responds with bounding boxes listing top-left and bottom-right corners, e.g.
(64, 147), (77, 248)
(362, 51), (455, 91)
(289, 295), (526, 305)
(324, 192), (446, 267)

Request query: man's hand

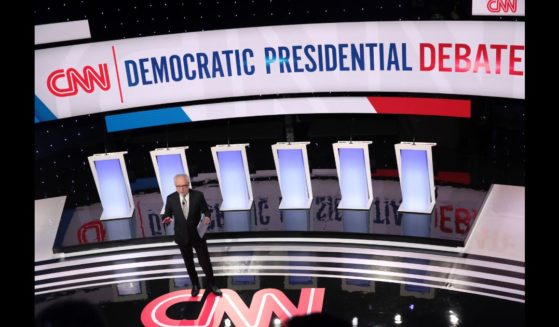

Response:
(204, 217), (211, 225)
(162, 217), (173, 225)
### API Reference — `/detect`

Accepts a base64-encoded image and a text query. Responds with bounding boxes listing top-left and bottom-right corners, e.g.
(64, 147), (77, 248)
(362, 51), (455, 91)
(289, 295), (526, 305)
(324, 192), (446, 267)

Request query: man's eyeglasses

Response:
(175, 185), (188, 188)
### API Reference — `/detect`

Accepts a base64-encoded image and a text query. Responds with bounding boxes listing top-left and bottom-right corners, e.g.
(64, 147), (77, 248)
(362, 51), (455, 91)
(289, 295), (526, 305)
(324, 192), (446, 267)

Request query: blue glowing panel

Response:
(173, 277), (192, 288)
(232, 276), (256, 285)
(104, 218), (133, 241)
(223, 210), (251, 232)
(347, 279), (371, 287)
(289, 276), (313, 285)
(278, 149), (309, 208)
(405, 284), (430, 293)
(281, 210), (309, 231)
(341, 209), (369, 233)
(94, 159), (132, 218)
(400, 149), (431, 213)
(401, 212), (431, 237)
(217, 151), (251, 210)
(339, 148), (369, 209)
(156, 154), (185, 198)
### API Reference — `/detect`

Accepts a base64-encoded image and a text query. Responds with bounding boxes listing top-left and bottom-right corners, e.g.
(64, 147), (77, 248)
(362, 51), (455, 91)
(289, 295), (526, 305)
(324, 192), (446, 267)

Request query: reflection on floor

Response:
(47, 177), (488, 251)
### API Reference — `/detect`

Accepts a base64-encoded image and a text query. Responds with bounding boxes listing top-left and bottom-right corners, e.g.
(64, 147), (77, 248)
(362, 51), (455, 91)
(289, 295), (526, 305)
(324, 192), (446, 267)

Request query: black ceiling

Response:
(33, 0), (484, 45)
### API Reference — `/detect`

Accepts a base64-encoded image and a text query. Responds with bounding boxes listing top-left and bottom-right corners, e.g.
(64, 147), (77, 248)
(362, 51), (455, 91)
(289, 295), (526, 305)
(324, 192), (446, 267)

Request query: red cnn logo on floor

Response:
(141, 288), (325, 327)
(47, 64), (111, 97)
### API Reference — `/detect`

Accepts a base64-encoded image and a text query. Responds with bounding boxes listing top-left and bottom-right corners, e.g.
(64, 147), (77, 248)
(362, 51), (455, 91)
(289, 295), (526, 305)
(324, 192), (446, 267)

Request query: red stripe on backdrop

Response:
(372, 169), (399, 178)
(367, 97), (471, 118)
(436, 171), (471, 185)
(372, 169), (471, 185)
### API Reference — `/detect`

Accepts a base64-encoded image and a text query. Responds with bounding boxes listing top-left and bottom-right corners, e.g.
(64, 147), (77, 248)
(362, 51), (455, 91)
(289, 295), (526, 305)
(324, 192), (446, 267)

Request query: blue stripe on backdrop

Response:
(35, 95), (58, 122)
(105, 107), (191, 132)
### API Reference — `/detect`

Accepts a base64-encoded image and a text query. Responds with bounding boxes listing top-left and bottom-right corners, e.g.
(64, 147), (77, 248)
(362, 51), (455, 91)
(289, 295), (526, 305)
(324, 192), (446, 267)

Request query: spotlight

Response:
(449, 310), (460, 325)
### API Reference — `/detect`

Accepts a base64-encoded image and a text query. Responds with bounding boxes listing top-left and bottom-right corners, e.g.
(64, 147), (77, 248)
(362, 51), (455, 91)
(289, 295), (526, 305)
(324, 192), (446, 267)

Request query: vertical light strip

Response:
(156, 154), (184, 196)
(211, 144), (253, 211)
(395, 142), (437, 213)
(278, 149), (308, 207)
(88, 152), (134, 220)
(400, 150), (430, 211)
(333, 141), (373, 210)
(272, 142), (313, 209)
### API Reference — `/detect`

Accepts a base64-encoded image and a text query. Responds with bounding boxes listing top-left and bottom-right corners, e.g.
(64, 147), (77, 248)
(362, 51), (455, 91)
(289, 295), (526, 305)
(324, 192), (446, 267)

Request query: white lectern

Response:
(211, 144), (253, 211)
(332, 141), (373, 210)
(271, 142), (313, 209)
(394, 142), (437, 214)
(88, 152), (134, 220)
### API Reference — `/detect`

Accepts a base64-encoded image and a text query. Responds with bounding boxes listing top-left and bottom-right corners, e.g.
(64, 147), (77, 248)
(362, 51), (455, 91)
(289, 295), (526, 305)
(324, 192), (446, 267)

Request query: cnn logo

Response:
(47, 64), (111, 97)
(487, 0), (517, 13)
(141, 288), (325, 327)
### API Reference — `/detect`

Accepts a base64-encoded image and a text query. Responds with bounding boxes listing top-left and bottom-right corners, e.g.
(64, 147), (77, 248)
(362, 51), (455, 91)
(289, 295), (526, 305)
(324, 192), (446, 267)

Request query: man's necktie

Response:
(182, 197), (189, 219)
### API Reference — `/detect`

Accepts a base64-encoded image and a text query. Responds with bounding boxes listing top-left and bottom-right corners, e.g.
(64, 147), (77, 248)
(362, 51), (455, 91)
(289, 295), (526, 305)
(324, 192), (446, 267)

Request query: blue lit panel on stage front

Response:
(217, 150), (251, 210)
(401, 212), (431, 237)
(117, 281), (142, 296)
(400, 149), (431, 213)
(232, 276), (256, 285)
(338, 148), (369, 209)
(95, 159), (132, 218)
(281, 210), (309, 231)
(224, 210), (252, 232)
(104, 218), (133, 241)
(278, 149), (309, 208)
(289, 276), (313, 285)
(347, 279), (371, 287)
(341, 209), (369, 233)
(156, 154), (185, 199)
(173, 277), (192, 288)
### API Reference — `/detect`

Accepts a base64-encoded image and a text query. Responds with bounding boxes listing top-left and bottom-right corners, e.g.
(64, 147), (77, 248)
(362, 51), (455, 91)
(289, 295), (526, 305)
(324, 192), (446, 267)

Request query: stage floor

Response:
(35, 233), (524, 326)
(35, 185), (524, 326)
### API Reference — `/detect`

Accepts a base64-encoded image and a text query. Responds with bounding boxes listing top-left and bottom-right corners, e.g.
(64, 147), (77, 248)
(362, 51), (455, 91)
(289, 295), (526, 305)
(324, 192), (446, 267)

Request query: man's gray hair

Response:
(174, 173), (190, 183)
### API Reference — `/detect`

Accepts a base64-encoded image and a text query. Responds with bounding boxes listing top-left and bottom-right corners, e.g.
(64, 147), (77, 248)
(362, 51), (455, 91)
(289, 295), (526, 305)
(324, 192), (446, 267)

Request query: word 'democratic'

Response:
(141, 288), (325, 327)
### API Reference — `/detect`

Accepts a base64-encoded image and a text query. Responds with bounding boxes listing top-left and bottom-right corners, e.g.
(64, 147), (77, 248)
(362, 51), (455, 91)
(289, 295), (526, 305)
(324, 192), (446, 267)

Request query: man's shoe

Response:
(210, 285), (222, 296)
(191, 284), (200, 297)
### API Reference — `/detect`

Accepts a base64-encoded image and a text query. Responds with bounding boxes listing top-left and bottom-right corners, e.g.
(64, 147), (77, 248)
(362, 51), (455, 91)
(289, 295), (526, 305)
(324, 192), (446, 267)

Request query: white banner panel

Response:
(472, 0), (525, 16)
(35, 21), (524, 119)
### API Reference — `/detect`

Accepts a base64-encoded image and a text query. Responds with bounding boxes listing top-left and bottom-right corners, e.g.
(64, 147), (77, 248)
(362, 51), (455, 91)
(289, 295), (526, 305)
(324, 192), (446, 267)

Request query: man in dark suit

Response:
(162, 173), (222, 296)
